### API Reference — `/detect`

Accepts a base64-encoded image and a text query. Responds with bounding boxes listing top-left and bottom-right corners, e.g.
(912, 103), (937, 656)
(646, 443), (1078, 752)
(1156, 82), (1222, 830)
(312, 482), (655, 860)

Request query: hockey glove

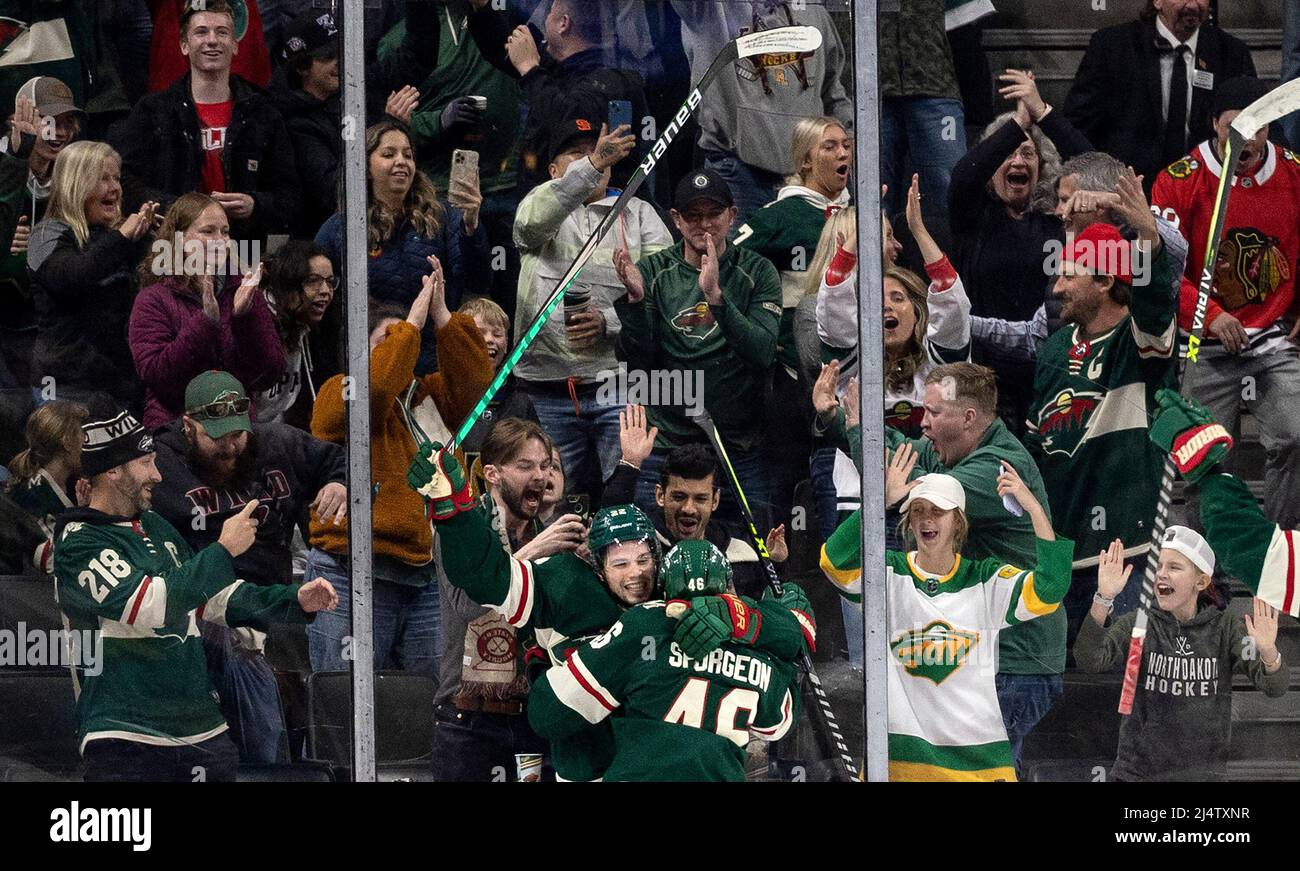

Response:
(1149, 388), (1233, 483)
(763, 581), (817, 653)
(406, 442), (474, 520)
(523, 644), (550, 688)
(671, 594), (762, 660)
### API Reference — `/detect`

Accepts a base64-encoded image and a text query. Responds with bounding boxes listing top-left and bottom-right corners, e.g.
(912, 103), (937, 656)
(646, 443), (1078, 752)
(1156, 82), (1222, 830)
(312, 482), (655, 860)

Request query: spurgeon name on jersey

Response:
(666, 643), (774, 691)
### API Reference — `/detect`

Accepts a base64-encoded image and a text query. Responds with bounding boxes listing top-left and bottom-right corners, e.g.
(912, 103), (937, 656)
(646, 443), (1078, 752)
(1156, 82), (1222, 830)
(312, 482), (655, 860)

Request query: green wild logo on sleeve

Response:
(890, 620), (980, 685)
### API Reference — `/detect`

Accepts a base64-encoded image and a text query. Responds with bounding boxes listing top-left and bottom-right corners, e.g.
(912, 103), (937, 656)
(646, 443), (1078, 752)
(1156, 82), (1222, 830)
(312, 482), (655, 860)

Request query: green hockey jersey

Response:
(53, 508), (308, 752)
(614, 240), (782, 454)
(1198, 472), (1300, 618)
(1026, 248), (1177, 568)
(527, 601), (797, 781)
(821, 512), (1073, 781)
(433, 504), (812, 780)
(733, 185), (850, 371)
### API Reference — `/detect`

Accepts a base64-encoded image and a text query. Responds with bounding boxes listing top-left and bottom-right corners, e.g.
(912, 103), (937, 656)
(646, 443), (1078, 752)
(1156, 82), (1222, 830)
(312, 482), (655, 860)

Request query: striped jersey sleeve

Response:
(820, 510), (863, 602)
(1199, 472), (1300, 618)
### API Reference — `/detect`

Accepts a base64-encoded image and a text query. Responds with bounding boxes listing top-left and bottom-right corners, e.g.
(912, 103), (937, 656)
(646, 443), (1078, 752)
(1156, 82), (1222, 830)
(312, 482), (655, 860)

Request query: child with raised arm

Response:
(820, 444), (1073, 781)
(1074, 531), (1287, 781)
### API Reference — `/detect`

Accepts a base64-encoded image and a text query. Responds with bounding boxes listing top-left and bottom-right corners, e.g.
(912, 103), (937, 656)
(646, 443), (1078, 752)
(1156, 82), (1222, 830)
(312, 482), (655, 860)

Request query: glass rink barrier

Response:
(0, 0), (1296, 791)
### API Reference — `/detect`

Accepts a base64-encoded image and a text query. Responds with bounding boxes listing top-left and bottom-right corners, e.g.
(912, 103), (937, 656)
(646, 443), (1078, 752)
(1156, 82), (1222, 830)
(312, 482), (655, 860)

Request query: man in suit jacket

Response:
(1064, 0), (1255, 185)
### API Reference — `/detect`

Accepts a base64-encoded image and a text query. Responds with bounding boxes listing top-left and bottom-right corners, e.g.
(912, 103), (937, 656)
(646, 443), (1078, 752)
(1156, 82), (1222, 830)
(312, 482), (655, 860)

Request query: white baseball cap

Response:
(901, 473), (966, 513)
(1161, 525), (1215, 576)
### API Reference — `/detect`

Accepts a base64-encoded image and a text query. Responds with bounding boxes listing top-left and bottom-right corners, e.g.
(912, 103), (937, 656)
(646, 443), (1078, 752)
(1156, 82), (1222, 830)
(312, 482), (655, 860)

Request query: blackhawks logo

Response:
(670, 302), (718, 340)
(1165, 157), (1197, 179)
(1212, 228), (1290, 312)
(890, 621), (979, 685)
(1033, 387), (1103, 457)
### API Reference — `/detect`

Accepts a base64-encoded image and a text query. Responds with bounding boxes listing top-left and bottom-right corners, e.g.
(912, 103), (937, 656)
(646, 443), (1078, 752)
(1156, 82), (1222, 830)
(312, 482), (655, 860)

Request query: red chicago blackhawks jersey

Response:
(1151, 141), (1300, 357)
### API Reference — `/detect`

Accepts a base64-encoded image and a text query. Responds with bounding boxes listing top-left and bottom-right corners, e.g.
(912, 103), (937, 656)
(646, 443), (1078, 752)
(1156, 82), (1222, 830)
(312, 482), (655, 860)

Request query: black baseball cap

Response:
(281, 10), (339, 64)
(547, 114), (601, 165)
(673, 169), (734, 211)
(1210, 76), (1271, 121)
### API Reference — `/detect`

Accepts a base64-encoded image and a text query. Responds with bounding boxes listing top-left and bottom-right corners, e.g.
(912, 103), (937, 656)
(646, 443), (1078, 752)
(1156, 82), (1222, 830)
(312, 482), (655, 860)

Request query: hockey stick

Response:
(1118, 79), (1300, 714)
(448, 25), (824, 450)
(690, 410), (859, 782)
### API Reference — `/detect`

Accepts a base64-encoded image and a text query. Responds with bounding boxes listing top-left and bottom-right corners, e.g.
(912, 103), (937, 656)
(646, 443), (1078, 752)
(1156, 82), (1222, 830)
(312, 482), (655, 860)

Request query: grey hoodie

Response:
(675, 1), (853, 175)
(1074, 601), (1288, 781)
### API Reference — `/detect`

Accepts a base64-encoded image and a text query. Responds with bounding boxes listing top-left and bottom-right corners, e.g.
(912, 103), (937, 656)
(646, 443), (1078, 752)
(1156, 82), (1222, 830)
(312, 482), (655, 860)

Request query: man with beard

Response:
(1064, 0), (1256, 186)
(53, 409), (337, 781)
(602, 405), (788, 601)
(409, 434), (813, 782)
(1151, 77), (1300, 534)
(425, 417), (583, 781)
(1026, 221), (1177, 642)
(150, 370), (346, 764)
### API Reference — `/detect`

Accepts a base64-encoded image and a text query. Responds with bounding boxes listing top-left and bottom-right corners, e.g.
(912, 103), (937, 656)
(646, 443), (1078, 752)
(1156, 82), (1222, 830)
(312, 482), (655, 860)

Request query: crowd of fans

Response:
(0, 0), (1296, 782)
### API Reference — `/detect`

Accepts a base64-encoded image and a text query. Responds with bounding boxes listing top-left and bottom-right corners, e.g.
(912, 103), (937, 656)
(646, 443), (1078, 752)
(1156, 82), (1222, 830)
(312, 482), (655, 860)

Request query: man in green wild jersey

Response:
(408, 443), (813, 781)
(529, 539), (798, 781)
(54, 410), (337, 782)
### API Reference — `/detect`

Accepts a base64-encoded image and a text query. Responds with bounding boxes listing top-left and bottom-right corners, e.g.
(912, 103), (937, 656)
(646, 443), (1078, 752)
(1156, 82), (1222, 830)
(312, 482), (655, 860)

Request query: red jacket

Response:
(128, 274), (287, 429)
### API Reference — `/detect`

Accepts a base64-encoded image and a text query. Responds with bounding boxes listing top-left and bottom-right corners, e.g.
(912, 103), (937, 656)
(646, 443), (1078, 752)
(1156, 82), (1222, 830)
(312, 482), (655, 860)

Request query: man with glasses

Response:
(613, 169), (782, 531)
(150, 370), (347, 764)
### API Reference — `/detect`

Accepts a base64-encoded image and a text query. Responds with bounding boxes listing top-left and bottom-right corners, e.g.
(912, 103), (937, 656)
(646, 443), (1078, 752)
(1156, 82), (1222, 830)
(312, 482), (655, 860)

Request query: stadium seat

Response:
(306, 671), (437, 779)
(0, 669), (79, 775)
(1021, 672), (1122, 763)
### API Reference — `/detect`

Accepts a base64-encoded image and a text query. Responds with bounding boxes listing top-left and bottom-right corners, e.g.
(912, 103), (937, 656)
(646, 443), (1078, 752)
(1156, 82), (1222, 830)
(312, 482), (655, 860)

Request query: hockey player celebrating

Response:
(820, 451), (1074, 781)
(406, 443), (814, 781)
(527, 539), (797, 781)
(53, 410), (337, 782)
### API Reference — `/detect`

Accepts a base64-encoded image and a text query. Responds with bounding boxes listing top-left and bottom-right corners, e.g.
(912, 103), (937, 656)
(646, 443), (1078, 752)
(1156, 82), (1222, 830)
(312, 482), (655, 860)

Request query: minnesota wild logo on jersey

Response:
(885, 399), (924, 433)
(1033, 387), (1105, 457)
(890, 620), (979, 685)
(670, 302), (718, 340)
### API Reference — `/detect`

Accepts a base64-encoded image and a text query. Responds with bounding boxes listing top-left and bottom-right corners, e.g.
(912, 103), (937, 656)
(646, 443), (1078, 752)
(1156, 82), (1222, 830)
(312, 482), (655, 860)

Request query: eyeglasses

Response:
(678, 208), (729, 225)
(304, 274), (339, 291)
(187, 396), (250, 420)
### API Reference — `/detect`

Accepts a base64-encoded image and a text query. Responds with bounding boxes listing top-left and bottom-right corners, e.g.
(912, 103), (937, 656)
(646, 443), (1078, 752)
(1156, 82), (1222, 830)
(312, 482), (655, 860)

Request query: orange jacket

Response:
(308, 314), (492, 565)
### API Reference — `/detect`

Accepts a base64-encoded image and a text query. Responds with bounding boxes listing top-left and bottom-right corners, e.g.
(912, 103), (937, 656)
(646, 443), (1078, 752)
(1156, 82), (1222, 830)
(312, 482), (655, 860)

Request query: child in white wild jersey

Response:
(820, 445), (1072, 781)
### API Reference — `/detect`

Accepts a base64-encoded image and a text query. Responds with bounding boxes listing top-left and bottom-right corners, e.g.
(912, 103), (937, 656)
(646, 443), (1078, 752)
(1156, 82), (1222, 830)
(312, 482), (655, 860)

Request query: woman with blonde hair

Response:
(314, 119), (488, 374)
(7, 400), (87, 528)
(27, 140), (156, 409)
(813, 176), (971, 442)
(821, 445), (1072, 781)
(734, 115), (853, 539)
(128, 191), (285, 429)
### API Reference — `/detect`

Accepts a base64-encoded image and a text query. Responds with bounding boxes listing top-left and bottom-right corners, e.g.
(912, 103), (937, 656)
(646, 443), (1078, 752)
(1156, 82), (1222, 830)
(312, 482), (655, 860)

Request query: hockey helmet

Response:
(588, 504), (661, 579)
(661, 539), (732, 600)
